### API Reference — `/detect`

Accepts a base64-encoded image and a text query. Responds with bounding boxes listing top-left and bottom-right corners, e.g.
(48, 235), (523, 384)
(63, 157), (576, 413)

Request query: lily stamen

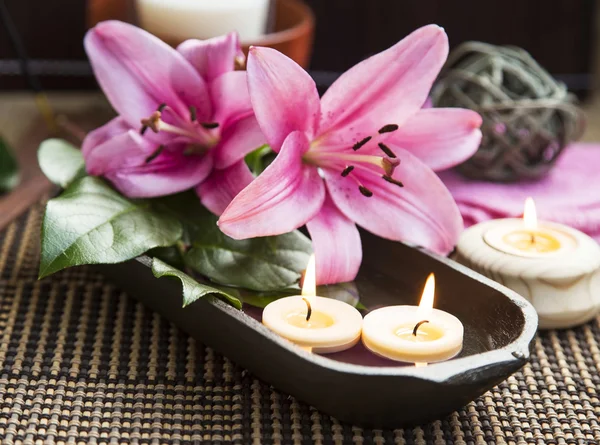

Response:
(337, 164), (375, 198)
(382, 175), (404, 187)
(359, 185), (373, 197)
(184, 144), (210, 156)
(341, 165), (355, 177)
(308, 152), (394, 172)
(201, 122), (220, 129)
(378, 124), (399, 134)
(378, 143), (397, 158)
(140, 109), (213, 144)
(352, 136), (372, 151)
(145, 145), (165, 164)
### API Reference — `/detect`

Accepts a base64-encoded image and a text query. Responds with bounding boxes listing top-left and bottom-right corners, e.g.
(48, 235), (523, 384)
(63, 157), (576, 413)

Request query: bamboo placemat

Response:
(1, 202), (600, 444)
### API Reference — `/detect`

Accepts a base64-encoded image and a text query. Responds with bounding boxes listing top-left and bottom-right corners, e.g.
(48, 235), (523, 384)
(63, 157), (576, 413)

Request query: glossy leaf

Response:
(151, 257), (242, 309)
(38, 138), (85, 188)
(244, 144), (274, 175)
(183, 204), (313, 291)
(234, 283), (363, 309)
(39, 176), (182, 278)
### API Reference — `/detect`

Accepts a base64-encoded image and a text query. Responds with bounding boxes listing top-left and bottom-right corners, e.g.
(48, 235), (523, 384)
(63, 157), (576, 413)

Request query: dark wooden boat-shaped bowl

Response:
(100, 231), (538, 428)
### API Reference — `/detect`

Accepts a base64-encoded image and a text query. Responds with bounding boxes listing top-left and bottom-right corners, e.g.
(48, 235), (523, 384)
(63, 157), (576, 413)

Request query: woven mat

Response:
(1, 204), (600, 445)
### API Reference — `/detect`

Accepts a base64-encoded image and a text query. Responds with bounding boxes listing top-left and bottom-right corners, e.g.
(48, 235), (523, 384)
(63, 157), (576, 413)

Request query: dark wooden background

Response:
(0, 0), (597, 92)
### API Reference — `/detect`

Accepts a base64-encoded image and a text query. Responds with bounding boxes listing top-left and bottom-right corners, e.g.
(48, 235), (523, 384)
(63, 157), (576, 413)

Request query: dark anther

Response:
(359, 185), (373, 197)
(382, 158), (400, 176)
(157, 103), (167, 112)
(413, 320), (430, 336)
(378, 124), (399, 134)
(302, 297), (312, 322)
(145, 145), (165, 164)
(184, 144), (208, 156)
(190, 106), (197, 122)
(201, 122), (220, 129)
(341, 166), (355, 177)
(352, 136), (372, 151)
(378, 143), (397, 158)
(382, 175), (404, 187)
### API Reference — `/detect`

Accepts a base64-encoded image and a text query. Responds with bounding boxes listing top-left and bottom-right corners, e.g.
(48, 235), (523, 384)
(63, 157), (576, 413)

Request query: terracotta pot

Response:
(242, 0), (314, 68)
(87, 0), (314, 68)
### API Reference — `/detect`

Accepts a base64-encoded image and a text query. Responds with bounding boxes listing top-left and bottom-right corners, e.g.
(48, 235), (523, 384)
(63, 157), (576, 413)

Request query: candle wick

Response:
(302, 297), (312, 322)
(412, 320), (429, 336)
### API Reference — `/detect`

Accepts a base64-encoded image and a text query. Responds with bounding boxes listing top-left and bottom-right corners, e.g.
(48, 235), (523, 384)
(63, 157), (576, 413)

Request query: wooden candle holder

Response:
(456, 220), (600, 329)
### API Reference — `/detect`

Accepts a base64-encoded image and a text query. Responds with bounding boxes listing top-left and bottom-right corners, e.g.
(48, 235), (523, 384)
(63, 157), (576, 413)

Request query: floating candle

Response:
(137, 0), (270, 43)
(262, 255), (363, 353)
(456, 198), (600, 329)
(361, 274), (464, 363)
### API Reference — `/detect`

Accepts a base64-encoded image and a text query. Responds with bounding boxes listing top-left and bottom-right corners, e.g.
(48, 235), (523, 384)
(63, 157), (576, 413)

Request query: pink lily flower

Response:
(82, 21), (265, 208)
(218, 25), (482, 284)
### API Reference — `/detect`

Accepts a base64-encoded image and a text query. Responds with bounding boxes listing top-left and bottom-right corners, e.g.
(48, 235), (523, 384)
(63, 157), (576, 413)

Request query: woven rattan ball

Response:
(431, 42), (583, 182)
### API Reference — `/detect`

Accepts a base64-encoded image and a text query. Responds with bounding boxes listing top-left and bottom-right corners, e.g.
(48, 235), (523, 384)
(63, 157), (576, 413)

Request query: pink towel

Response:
(439, 143), (600, 240)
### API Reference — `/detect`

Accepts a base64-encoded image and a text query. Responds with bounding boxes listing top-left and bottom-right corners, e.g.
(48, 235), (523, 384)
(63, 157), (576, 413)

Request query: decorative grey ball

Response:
(431, 42), (584, 182)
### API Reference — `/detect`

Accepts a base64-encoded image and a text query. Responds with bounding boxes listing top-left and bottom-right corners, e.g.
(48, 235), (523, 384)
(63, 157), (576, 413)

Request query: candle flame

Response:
(417, 273), (435, 317)
(301, 254), (317, 297)
(523, 197), (538, 230)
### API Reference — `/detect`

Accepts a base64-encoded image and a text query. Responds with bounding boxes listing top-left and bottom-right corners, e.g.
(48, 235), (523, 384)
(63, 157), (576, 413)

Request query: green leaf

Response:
(38, 138), (85, 188)
(0, 136), (19, 193)
(245, 144), (274, 175)
(182, 205), (313, 291)
(151, 257), (241, 309)
(239, 289), (296, 309)
(39, 176), (183, 278)
(147, 245), (186, 271)
(231, 283), (363, 310)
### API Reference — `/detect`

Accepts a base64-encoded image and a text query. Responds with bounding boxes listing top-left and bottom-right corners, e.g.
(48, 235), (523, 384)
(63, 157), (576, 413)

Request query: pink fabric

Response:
(439, 143), (600, 239)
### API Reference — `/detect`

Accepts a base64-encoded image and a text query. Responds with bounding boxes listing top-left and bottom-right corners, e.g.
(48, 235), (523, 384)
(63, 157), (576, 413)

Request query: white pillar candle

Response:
(361, 274), (464, 363)
(456, 198), (600, 329)
(137, 0), (271, 43)
(262, 256), (363, 354)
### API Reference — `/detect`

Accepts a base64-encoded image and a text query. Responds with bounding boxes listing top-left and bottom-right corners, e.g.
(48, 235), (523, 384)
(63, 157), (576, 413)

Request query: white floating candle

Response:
(362, 274), (464, 363)
(137, 0), (270, 43)
(262, 255), (363, 354)
(456, 198), (600, 329)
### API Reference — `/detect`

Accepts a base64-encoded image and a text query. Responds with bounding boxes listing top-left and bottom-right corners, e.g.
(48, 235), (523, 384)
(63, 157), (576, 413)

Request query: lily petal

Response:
(177, 32), (243, 82)
(387, 108), (482, 171)
(84, 127), (155, 175)
(317, 25), (448, 146)
(84, 126), (213, 197)
(82, 117), (133, 159)
(209, 71), (253, 128)
(196, 161), (255, 215)
(247, 46), (321, 151)
(219, 131), (325, 239)
(324, 147), (463, 255)
(85, 20), (211, 128)
(214, 115), (267, 170)
(107, 151), (213, 198)
(306, 195), (362, 285)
